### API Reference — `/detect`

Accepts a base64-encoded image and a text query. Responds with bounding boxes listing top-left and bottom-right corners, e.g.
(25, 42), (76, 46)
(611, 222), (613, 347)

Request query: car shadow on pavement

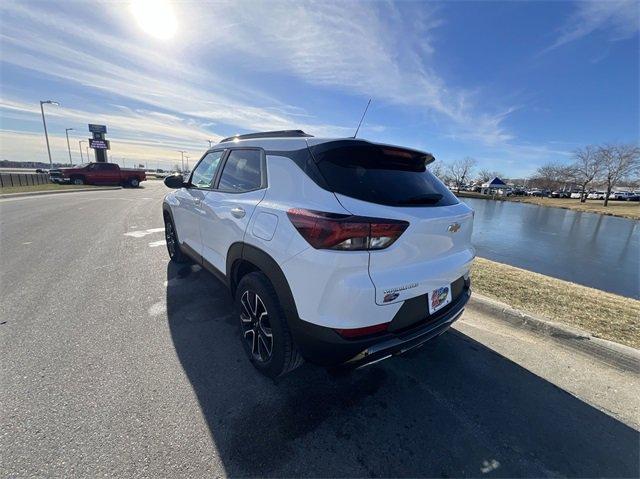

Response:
(166, 262), (639, 478)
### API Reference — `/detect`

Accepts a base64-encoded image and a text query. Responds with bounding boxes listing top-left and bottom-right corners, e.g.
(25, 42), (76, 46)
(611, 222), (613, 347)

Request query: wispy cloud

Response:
(543, 0), (640, 52)
(189, 1), (514, 145)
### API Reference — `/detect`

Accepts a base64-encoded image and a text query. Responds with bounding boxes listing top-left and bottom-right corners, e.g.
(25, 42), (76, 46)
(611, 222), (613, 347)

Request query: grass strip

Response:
(0, 184), (104, 194)
(471, 257), (640, 348)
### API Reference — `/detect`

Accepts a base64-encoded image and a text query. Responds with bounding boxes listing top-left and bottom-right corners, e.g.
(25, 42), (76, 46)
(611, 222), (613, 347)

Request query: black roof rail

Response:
(219, 130), (313, 143)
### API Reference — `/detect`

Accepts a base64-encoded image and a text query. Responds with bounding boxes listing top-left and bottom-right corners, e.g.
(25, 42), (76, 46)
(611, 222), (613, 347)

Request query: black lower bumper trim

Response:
(289, 288), (471, 368)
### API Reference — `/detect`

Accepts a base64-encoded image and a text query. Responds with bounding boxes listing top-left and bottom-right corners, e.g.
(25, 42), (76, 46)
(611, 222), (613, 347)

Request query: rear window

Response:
(310, 142), (458, 207)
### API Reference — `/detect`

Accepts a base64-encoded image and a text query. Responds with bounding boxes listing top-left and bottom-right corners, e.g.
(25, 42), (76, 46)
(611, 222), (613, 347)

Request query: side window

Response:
(190, 151), (224, 189)
(106, 164), (118, 170)
(218, 149), (263, 193)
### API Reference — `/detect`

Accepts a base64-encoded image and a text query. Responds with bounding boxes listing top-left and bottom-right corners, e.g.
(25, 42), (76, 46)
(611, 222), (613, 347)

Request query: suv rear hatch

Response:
(308, 139), (475, 306)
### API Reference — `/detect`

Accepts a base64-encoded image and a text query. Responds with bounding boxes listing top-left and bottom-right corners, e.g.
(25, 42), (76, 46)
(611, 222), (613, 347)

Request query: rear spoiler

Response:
(307, 139), (435, 170)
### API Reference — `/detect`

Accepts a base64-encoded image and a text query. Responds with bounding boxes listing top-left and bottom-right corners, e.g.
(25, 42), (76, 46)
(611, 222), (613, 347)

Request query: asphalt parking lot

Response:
(1, 182), (639, 477)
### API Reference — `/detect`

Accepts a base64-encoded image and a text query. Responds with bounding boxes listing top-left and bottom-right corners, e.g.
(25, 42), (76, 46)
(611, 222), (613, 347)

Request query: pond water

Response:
(462, 198), (639, 299)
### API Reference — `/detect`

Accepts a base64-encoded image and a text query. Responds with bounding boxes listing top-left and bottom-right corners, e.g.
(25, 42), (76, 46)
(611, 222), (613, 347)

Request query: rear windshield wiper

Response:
(395, 193), (443, 205)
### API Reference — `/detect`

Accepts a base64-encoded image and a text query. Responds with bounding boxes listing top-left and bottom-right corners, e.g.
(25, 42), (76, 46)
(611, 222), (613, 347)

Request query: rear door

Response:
(103, 163), (121, 184)
(199, 148), (267, 274)
(310, 141), (475, 305)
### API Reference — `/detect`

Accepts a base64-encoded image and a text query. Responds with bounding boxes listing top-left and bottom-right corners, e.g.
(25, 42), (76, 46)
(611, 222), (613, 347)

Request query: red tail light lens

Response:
(287, 208), (408, 250)
(335, 322), (390, 338)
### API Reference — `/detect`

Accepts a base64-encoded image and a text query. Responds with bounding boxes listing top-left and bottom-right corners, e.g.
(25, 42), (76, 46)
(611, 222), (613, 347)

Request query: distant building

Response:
(481, 177), (507, 194)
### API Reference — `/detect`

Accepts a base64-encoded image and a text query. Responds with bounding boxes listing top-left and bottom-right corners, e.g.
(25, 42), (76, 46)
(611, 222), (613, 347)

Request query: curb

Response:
(0, 186), (122, 199)
(466, 293), (640, 373)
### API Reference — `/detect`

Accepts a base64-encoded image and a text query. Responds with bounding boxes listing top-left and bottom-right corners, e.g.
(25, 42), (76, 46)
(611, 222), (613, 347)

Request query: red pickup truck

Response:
(51, 162), (147, 187)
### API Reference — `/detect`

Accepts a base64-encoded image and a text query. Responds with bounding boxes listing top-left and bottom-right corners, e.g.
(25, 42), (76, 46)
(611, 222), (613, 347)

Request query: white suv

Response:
(163, 131), (475, 377)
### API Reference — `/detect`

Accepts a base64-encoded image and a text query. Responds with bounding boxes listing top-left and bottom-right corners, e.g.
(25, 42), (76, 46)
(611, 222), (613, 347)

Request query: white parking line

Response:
(124, 227), (164, 238)
(148, 239), (166, 247)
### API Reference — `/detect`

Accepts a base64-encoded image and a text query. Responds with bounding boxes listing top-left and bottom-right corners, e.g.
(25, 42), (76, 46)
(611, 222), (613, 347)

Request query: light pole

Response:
(178, 150), (185, 172)
(185, 155), (190, 171)
(207, 139), (212, 148)
(40, 100), (60, 168)
(65, 128), (74, 166)
(79, 140), (86, 163)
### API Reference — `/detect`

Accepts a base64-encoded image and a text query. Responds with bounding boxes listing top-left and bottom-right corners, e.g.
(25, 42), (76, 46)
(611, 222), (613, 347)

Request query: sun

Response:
(130, 0), (177, 40)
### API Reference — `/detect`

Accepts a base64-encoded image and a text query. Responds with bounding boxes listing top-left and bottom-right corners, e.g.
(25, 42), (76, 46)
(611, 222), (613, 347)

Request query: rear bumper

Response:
(290, 285), (470, 368)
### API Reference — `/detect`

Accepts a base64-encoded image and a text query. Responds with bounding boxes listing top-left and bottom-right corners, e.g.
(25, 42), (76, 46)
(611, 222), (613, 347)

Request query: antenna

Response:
(353, 98), (372, 138)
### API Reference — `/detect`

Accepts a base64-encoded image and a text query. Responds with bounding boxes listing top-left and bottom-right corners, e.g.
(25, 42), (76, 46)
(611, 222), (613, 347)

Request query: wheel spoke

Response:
(240, 292), (253, 320)
(259, 333), (272, 358)
(251, 330), (259, 356)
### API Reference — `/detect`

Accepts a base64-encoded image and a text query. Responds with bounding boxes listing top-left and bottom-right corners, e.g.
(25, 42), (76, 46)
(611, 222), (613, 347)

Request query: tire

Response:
(163, 213), (189, 263)
(129, 177), (140, 188)
(72, 177), (84, 185)
(236, 272), (303, 378)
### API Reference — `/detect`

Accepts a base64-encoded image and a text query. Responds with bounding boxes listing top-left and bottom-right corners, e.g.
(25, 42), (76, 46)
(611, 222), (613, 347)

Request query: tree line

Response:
(432, 143), (640, 207)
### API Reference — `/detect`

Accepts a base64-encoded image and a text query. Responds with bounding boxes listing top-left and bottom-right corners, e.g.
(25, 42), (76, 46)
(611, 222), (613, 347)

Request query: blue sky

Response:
(0, 0), (638, 175)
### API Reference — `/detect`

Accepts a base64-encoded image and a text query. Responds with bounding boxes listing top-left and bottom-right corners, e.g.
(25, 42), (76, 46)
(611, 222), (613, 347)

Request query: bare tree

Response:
(446, 157), (477, 193)
(530, 162), (567, 191)
(476, 169), (505, 184)
(598, 144), (640, 206)
(572, 145), (601, 203)
(428, 161), (446, 181)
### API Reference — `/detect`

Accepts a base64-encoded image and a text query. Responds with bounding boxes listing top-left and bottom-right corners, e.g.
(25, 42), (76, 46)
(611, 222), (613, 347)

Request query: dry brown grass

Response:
(471, 257), (640, 348)
(457, 191), (640, 220)
(0, 184), (103, 194)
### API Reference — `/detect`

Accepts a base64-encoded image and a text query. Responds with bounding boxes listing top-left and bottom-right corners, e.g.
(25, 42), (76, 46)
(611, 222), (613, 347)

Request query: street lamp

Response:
(79, 140), (87, 163)
(207, 139), (213, 148)
(178, 150), (185, 172)
(185, 155), (190, 171)
(65, 128), (74, 166)
(40, 100), (60, 168)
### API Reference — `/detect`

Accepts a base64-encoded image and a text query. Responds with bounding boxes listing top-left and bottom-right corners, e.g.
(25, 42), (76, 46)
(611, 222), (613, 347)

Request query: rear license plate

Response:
(428, 285), (452, 315)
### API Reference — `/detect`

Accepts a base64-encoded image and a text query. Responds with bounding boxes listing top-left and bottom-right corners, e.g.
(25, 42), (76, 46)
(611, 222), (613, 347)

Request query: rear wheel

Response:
(128, 177), (140, 188)
(236, 272), (303, 378)
(164, 214), (188, 263)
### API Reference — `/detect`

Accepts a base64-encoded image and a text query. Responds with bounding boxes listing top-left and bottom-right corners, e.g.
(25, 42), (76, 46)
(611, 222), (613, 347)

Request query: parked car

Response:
(162, 131), (474, 377)
(35, 168), (49, 174)
(587, 191), (605, 200)
(527, 189), (544, 197)
(549, 190), (570, 198)
(609, 191), (640, 201)
(50, 162), (146, 187)
(570, 192), (582, 199)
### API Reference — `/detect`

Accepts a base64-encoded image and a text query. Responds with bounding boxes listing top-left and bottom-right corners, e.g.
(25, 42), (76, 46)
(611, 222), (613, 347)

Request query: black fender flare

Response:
(227, 242), (302, 335)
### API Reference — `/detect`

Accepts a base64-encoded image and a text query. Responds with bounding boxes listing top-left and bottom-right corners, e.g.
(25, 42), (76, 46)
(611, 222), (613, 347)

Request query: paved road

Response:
(1, 182), (639, 477)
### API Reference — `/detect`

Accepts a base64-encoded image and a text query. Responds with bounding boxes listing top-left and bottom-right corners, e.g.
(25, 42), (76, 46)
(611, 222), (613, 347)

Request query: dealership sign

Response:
(88, 124), (107, 134)
(89, 139), (110, 150)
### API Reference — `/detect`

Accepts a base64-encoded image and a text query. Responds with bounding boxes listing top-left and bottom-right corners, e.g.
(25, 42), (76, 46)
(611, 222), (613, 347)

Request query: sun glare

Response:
(130, 0), (177, 40)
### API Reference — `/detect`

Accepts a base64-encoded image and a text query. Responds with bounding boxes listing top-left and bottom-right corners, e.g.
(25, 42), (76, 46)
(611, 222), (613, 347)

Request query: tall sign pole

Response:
(88, 124), (109, 162)
(79, 140), (85, 162)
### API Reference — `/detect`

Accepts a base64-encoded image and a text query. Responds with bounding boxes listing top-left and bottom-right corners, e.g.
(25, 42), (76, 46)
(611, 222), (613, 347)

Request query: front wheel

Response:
(236, 272), (303, 378)
(72, 177), (84, 185)
(164, 214), (188, 263)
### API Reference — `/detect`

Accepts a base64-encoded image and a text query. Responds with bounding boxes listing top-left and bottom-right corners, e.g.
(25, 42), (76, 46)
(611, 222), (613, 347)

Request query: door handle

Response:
(231, 207), (246, 218)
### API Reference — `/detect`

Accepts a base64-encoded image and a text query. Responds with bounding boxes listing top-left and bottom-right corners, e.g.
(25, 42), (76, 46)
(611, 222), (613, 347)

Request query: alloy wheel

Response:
(240, 290), (273, 362)
(165, 220), (176, 257)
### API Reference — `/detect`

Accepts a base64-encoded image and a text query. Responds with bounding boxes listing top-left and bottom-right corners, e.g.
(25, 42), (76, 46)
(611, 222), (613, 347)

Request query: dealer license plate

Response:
(428, 285), (452, 315)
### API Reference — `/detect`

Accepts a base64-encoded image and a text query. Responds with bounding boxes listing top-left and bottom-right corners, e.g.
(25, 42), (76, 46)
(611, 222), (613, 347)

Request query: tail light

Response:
(335, 322), (390, 338)
(287, 208), (408, 250)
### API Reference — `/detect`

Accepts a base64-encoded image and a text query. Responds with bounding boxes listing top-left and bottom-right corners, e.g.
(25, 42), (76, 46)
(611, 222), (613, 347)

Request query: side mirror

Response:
(164, 174), (185, 189)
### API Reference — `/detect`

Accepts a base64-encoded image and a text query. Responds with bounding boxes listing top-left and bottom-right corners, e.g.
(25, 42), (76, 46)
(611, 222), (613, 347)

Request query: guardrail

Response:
(0, 172), (50, 188)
